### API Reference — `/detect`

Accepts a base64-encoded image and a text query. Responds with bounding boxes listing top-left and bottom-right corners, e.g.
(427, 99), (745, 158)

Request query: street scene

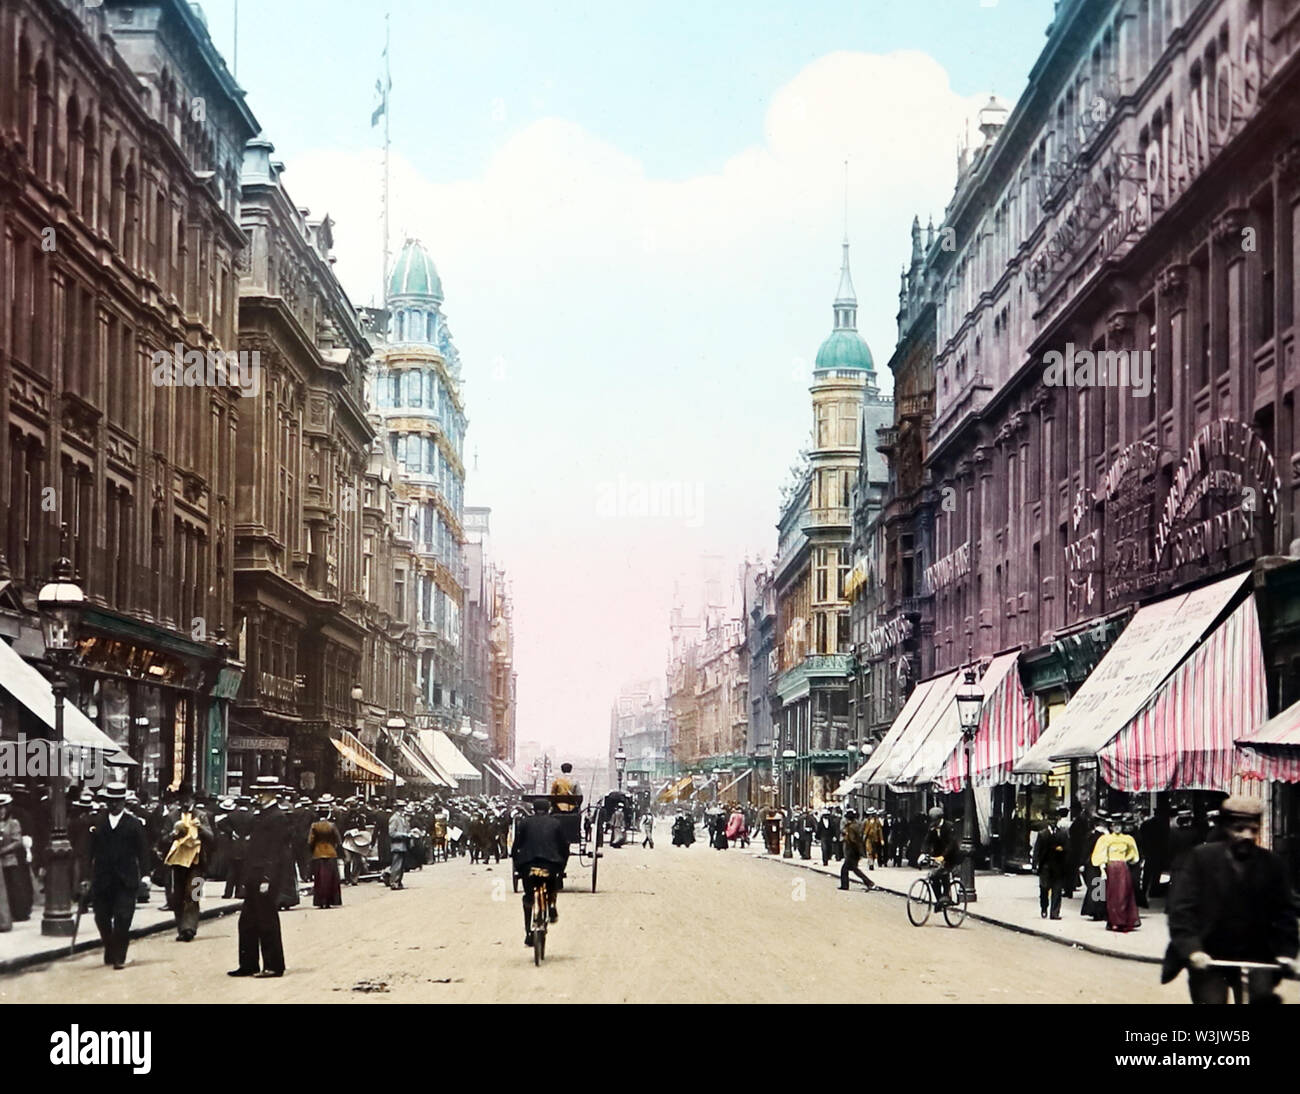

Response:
(3, 0), (1300, 1058)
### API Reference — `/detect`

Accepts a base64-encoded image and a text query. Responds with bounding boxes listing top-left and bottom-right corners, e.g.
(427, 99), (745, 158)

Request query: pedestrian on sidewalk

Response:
(1032, 807), (1071, 920)
(1161, 795), (1298, 1004)
(863, 809), (884, 869)
(229, 777), (289, 978)
(86, 783), (151, 970)
(1091, 817), (1141, 932)
(0, 794), (33, 922)
(725, 806), (746, 848)
(838, 809), (876, 892)
(831, 806), (845, 861)
(163, 787), (212, 942)
(816, 809), (835, 865)
(641, 811), (654, 848)
(308, 803), (343, 909)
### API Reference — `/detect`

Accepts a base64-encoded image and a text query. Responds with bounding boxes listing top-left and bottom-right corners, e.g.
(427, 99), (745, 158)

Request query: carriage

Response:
(511, 793), (604, 893)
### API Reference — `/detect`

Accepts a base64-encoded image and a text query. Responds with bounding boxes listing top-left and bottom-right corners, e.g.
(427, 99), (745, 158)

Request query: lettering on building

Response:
(924, 541), (970, 591)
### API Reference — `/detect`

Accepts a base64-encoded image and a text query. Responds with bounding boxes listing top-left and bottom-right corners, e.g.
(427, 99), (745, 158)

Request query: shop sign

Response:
(228, 736), (290, 752)
(864, 615), (913, 657)
(924, 541), (970, 592)
(1154, 420), (1279, 571)
(1099, 441), (1161, 605)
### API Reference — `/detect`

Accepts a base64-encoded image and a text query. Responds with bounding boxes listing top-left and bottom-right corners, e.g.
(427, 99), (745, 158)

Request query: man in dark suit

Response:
(511, 799), (570, 947)
(229, 778), (290, 978)
(816, 810), (835, 866)
(1162, 795), (1298, 1004)
(1032, 807), (1071, 919)
(85, 782), (151, 969)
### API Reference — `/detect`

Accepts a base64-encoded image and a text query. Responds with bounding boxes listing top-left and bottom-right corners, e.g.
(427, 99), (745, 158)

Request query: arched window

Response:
(33, 59), (50, 179)
(124, 161), (140, 266)
(108, 146), (123, 250)
(65, 95), (82, 203)
(81, 115), (97, 225)
(154, 191), (167, 282)
(16, 37), (32, 142)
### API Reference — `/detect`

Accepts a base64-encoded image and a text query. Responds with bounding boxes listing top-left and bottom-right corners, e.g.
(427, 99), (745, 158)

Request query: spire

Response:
(910, 215), (923, 269)
(833, 240), (857, 331)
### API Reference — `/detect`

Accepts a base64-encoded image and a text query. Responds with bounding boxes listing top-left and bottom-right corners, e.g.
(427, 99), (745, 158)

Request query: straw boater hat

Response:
(0, 793), (12, 807)
(101, 782), (128, 800)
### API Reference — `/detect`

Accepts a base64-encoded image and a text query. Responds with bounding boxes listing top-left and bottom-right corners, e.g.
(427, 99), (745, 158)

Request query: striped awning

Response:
(396, 738), (455, 789)
(330, 731), (394, 784)
(1096, 595), (1265, 792)
(1016, 571), (1249, 772)
(717, 768), (752, 796)
(486, 757), (527, 791)
(936, 651), (1043, 792)
(1237, 665), (1300, 785)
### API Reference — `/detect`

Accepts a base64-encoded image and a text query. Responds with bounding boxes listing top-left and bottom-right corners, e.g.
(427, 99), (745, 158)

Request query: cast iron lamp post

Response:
(37, 550), (84, 937)
(614, 744), (626, 790)
(781, 748), (797, 858)
(954, 667), (984, 903)
(385, 714), (406, 798)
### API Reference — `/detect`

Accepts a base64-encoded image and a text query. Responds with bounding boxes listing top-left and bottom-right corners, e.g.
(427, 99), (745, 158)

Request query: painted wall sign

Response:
(925, 541), (970, 592)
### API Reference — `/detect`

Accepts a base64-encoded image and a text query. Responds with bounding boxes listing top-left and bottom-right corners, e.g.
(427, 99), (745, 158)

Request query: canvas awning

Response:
(847, 671), (946, 790)
(865, 669), (965, 787)
(486, 757), (527, 791)
(935, 651), (1044, 792)
(396, 737), (455, 789)
(422, 729), (480, 782)
(656, 774), (693, 803)
(1238, 692), (1300, 785)
(1016, 571), (1250, 772)
(1090, 595), (1265, 792)
(0, 639), (136, 764)
(717, 768), (752, 796)
(330, 731), (394, 783)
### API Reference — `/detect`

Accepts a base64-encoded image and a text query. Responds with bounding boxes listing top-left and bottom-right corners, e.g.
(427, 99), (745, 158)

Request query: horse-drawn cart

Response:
(511, 794), (604, 893)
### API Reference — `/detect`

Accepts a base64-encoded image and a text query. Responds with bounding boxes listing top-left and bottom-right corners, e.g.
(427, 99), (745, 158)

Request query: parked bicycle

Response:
(906, 855), (968, 927)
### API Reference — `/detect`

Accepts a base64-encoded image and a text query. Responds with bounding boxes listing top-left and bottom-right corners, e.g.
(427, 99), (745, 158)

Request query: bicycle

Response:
(1202, 958), (1293, 1004)
(906, 856), (968, 927)
(528, 865), (553, 966)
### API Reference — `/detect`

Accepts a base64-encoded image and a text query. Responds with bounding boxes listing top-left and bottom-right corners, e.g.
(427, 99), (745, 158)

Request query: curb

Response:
(753, 852), (1162, 965)
(0, 899), (243, 976)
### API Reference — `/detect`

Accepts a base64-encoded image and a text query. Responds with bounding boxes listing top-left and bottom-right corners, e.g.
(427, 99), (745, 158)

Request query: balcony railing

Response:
(803, 507), (850, 528)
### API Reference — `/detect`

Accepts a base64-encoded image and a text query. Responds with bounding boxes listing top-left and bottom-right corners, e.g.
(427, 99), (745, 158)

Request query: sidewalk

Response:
(741, 843), (1167, 963)
(0, 878), (335, 975)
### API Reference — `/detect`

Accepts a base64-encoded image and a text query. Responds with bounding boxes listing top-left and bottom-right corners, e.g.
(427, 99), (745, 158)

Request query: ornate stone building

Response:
(370, 239), (468, 737)
(230, 138), (374, 793)
(774, 239), (892, 807)
(0, 0), (256, 797)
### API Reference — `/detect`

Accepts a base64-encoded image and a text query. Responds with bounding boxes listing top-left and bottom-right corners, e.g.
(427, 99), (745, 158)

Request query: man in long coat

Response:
(229, 778), (290, 977)
(1162, 795), (1298, 1004)
(1032, 807), (1071, 919)
(86, 783), (151, 969)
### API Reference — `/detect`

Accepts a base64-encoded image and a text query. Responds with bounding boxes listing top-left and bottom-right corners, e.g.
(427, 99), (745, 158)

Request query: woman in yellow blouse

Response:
(308, 804), (343, 909)
(1090, 819), (1140, 932)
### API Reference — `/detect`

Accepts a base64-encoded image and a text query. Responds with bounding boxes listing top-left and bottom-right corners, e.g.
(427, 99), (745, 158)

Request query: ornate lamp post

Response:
(37, 550), (84, 937)
(954, 667), (984, 903)
(385, 714), (406, 798)
(781, 748), (797, 858)
(614, 744), (627, 790)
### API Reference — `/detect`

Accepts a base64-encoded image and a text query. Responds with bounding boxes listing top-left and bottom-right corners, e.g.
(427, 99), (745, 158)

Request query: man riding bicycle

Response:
(511, 798), (570, 947)
(923, 806), (962, 907)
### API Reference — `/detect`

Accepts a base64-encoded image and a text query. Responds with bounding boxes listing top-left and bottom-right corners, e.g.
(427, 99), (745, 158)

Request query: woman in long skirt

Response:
(1091, 821), (1140, 931)
(308, 808), (343, 909)
(1080, 822), (1108, 920)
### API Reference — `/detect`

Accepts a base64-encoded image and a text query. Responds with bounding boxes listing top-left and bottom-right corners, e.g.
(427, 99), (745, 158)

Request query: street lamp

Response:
(781, 748), (797, 858)
(36, 549), (84, 937)
(385, 714), (407, 798)
(614, 745), (627, 790)
(954, 667), (984, 903)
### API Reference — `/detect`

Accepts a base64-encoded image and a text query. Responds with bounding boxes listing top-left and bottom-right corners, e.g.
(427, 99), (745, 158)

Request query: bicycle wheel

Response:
(906, 878), (932, 926)
(942, 879), (968, 928)
(532, 900), (547, 966)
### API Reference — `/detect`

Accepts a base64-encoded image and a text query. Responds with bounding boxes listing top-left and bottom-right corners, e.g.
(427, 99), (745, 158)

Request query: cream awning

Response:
(422, 729), (480, 781)
(0, 639), (136, 764)
(331, 731), (394, 783)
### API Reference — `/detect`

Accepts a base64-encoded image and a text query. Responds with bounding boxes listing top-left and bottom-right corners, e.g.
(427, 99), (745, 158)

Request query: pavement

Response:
(735, 840), (1169, 963)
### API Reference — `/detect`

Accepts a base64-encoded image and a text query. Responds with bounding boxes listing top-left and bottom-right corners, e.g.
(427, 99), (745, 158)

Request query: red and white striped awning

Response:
(936, 651), (1043, 792)
(1237, 694), (1300, 785)
(1096, 595), (1265, 792)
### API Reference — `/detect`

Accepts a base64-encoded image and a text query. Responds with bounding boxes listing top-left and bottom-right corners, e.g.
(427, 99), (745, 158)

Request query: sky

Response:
(198, 0), (1056, 754)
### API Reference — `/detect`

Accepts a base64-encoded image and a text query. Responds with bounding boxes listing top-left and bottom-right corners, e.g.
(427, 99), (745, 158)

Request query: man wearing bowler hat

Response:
(1162, 795), (1299, 1003)
(229, 777), (289, 978)
(85, 782), (151, 969)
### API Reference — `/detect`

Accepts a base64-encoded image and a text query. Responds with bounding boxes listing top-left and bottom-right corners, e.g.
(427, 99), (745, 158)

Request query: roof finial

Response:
(842, 157), (849, 245)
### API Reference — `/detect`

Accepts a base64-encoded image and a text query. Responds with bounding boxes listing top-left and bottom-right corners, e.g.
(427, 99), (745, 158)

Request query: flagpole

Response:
(382, 11), (391, 313)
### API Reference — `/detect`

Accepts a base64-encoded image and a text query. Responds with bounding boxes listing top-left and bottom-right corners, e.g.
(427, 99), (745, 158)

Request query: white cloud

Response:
(278, 50), (997, 753)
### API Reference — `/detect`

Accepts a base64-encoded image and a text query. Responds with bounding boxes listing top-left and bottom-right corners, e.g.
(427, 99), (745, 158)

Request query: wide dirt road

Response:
(2, 843), (1197, 1003)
